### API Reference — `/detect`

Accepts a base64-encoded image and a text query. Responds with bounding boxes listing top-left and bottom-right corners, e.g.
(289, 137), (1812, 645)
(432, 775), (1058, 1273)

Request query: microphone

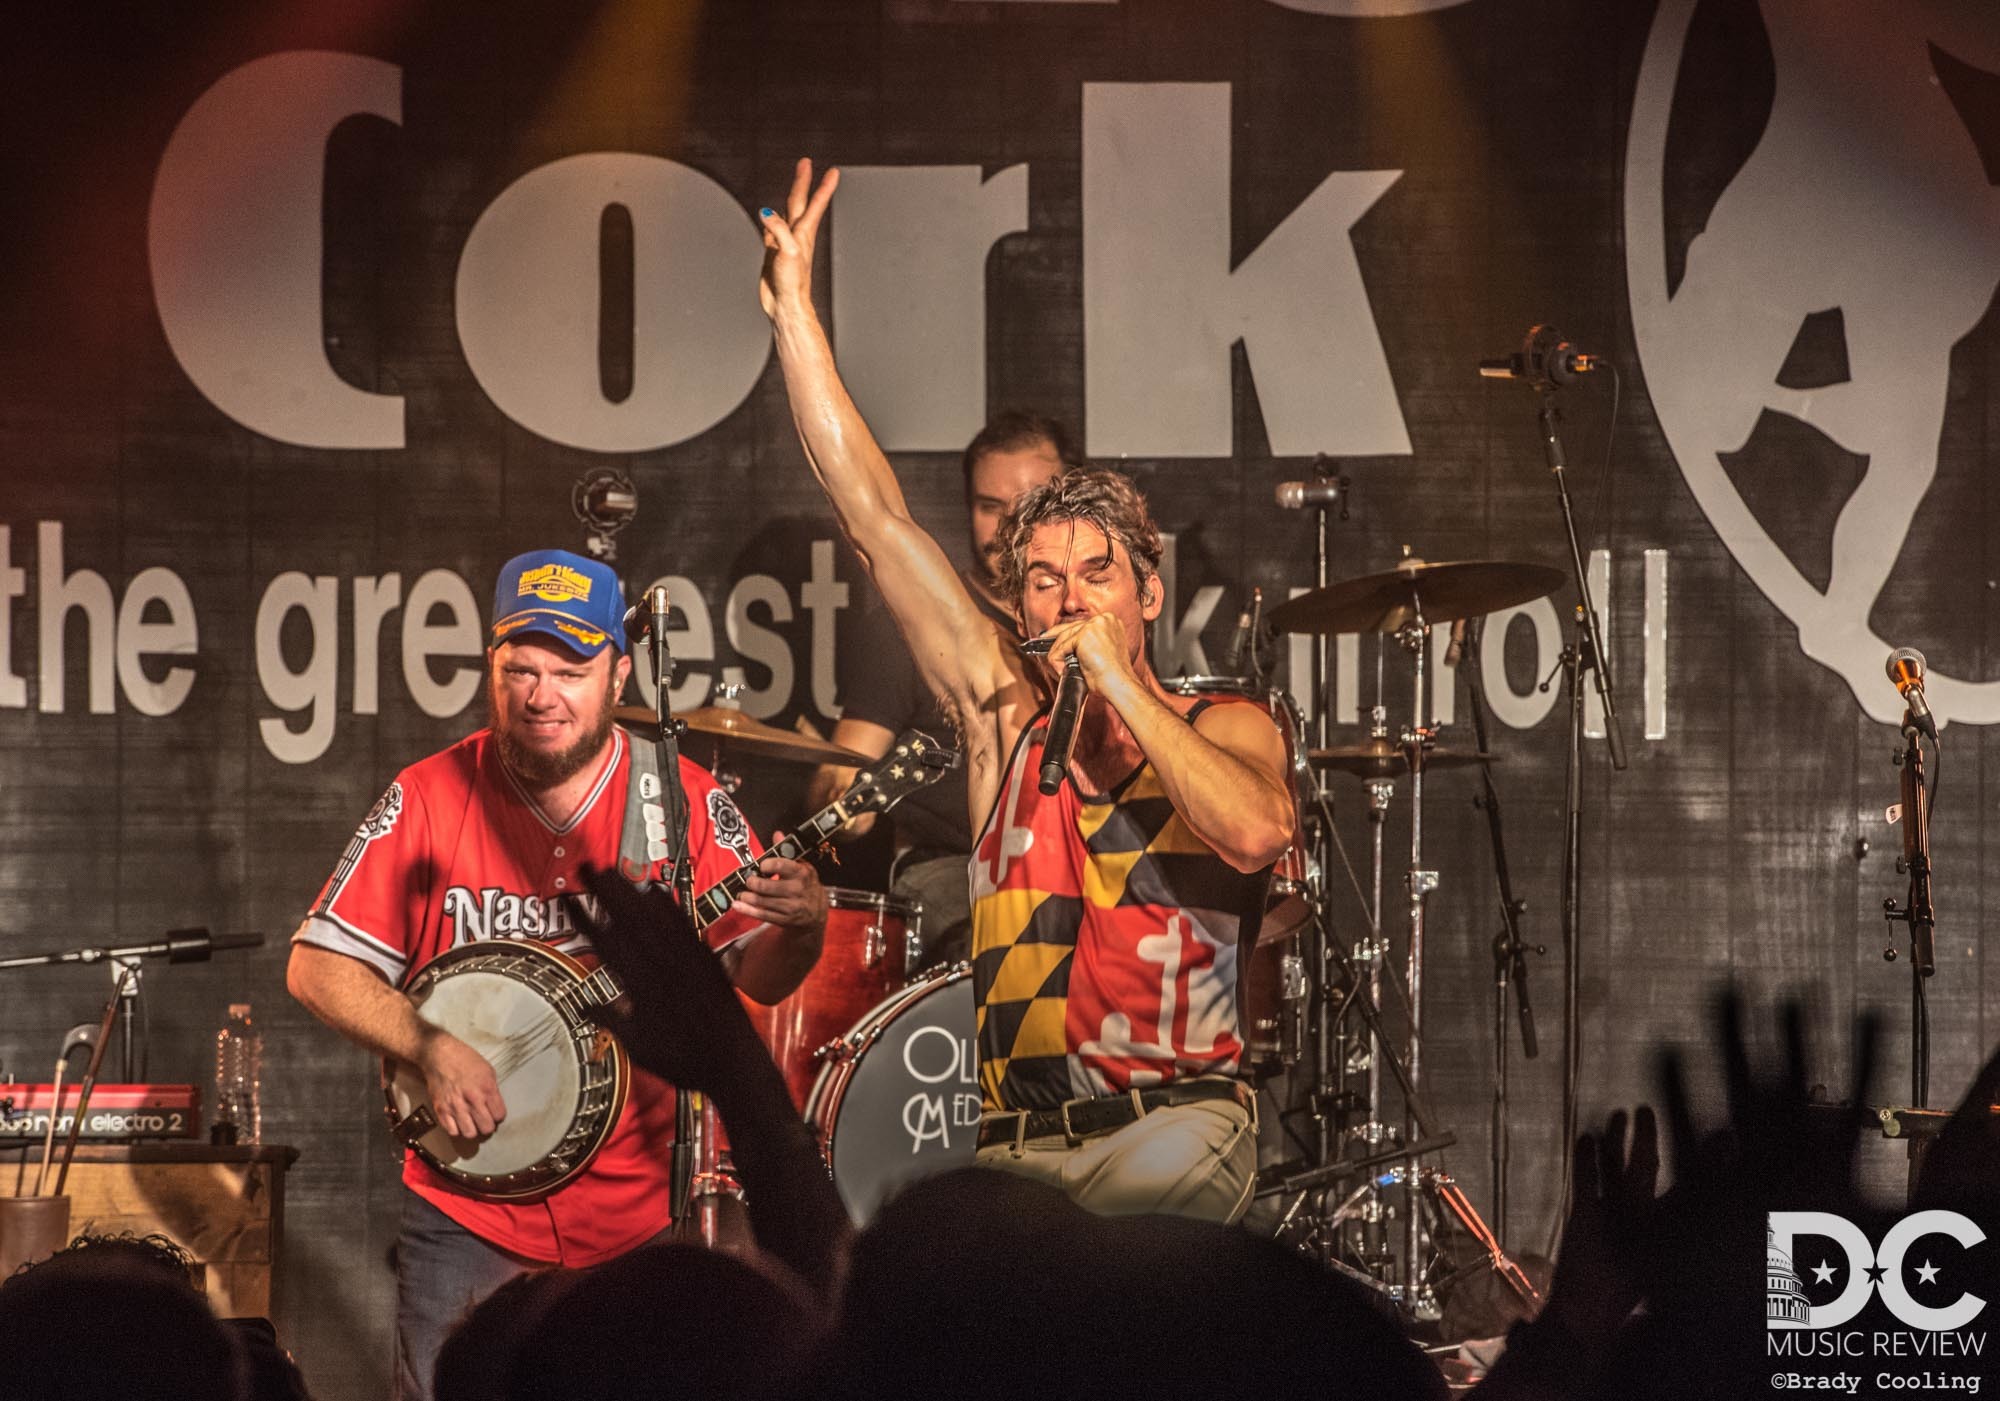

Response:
(1886, 647), (1937, 739)
(1224, 602), (1254, 674)
(163, 929), (265, 963)
(1479, 325), (1602, 388)
(623, 584), (671, 645)
(1444, 616), (1471, 669)
(1274, 480), (1346, 510)
(1038, 656), (1088, 796)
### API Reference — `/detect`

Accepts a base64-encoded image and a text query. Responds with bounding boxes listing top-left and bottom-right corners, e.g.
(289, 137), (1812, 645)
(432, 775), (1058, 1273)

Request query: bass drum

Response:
(1162, 675), (1316, 1071)
(804, 965), (978, 1225)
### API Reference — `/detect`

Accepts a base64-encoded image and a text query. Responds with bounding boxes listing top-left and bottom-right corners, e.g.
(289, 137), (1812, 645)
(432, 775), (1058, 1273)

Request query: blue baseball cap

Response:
(490, 549), (627, 656)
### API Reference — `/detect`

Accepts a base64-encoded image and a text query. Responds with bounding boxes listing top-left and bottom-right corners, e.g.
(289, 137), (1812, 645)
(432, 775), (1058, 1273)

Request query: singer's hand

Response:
(758, 158), (838, 320)
(1034, 614), (1138, 695)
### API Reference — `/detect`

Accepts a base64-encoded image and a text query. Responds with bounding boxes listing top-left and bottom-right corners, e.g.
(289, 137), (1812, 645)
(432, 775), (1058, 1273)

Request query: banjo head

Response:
(385, 941), (628, 1199)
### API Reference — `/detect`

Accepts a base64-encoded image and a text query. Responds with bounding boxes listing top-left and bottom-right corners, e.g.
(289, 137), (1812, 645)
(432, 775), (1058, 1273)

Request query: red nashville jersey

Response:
(296, 725), (765, 1266)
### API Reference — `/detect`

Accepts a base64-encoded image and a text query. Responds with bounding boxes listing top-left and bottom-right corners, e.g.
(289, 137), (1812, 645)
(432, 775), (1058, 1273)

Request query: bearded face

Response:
(486, 637), (627, 789)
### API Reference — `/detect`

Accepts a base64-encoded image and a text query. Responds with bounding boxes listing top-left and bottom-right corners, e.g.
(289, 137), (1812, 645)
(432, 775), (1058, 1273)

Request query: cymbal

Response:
(614, 706), (870, 767)
(1306, 740), (1498, 780)
(1266, 558), (1565, 635)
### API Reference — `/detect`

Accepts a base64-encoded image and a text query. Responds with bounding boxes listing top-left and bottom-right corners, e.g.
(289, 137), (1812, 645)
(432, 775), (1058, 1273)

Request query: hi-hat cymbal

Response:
(1267, 558), (1565, 635)
(614, 706), (870, 767)
(1306, 739), (1498, 780)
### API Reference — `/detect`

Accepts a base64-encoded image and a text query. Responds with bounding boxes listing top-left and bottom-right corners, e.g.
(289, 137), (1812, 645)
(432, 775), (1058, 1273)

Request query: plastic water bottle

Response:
(212, 1004), (263, 1145)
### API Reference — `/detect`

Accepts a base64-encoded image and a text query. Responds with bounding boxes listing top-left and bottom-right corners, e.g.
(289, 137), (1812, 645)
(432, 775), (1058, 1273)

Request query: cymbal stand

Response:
(1396, 609), (1440, 1317)
(1357, 770), (1394, 1269)
(1305, 457), (1343, 1178)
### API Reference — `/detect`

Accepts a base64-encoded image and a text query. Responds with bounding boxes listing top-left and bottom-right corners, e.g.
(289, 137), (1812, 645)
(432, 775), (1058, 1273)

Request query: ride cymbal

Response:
(1267, 558), (1564, 634)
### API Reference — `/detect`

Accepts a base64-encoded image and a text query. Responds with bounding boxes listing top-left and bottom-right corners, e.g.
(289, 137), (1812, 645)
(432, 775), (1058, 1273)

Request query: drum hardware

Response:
(1267, 549), (1560, 1318)
(1306, 740), (1497, 779)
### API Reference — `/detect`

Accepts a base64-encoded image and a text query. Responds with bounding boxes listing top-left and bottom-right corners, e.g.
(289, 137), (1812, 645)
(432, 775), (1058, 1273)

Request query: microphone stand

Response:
(1883, 715), (1936, 1120)
(1460, 618), (1542, 1251)
(0, 930), (263, 1135)
(1533, 387), (1626, 1228)
(638, 606), (700, 1223)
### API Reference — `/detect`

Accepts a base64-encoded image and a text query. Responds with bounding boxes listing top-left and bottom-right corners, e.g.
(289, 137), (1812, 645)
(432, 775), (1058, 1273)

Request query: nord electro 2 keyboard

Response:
(0, 1084), (201, 1141)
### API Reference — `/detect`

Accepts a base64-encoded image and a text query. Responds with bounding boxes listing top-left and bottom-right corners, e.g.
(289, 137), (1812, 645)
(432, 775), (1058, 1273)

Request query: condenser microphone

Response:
(623, 585), (670, 645)
(1274, 480), (1346, 510)
(1886, 647), (1937, 739)
(1479, 325), (1602, 387)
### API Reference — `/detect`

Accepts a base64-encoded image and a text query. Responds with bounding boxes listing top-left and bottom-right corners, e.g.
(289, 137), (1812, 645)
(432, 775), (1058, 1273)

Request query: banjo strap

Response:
(616, 732), (674, 890)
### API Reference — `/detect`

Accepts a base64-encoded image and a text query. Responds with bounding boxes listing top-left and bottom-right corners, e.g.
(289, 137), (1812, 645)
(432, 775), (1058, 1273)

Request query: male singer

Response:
(759, 162), (1293, 1222)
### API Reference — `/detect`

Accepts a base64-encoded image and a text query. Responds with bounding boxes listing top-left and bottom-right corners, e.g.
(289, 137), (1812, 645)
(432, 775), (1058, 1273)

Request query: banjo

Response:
(382, 728), (954, 1200)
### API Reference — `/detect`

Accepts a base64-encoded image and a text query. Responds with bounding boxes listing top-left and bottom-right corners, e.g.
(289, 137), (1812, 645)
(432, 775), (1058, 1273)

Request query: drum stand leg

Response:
(676, 1098), (754, 1256)
(1396, 618), (1441, 1319)
(1355, 770), (1394, 1277)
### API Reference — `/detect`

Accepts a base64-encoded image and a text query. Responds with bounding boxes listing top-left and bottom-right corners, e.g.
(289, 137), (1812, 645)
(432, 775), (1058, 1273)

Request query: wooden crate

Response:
(4, 1145), (297, 1318)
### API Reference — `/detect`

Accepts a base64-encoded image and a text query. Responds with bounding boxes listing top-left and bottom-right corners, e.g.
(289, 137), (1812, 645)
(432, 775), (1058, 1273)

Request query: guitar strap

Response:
(616, 732), (670, 890)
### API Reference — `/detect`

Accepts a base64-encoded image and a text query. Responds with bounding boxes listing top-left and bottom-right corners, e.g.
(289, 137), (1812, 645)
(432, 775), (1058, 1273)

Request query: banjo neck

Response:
(684, 792), (861, 932)
(560, 788), (871, 1016)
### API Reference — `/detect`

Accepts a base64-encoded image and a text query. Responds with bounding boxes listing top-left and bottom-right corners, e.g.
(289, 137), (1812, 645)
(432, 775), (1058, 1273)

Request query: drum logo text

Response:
(900, 1024), (979, 1153)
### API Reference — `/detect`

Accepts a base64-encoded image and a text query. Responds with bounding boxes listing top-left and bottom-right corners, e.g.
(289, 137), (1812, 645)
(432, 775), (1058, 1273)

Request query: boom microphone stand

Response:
(1531, 383), (1626, 1225)
(1459, 617), (1542, 1251)
(1881, 689), (1937, 1195)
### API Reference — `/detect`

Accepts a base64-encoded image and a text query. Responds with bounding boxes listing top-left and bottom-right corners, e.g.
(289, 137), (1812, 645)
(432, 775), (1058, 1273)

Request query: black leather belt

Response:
(976, 1078), (1252, 1149)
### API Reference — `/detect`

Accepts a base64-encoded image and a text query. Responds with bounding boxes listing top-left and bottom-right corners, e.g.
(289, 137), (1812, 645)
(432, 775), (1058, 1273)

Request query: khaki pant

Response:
(974, 1090), (1258, 1225)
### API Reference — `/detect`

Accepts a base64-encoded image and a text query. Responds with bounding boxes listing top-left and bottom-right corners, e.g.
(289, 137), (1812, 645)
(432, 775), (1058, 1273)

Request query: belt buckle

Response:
(1058, 1098), (1084, 1144)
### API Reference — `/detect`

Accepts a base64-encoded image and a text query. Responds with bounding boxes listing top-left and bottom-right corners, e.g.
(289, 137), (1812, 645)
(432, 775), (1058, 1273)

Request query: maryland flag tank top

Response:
(968, 697), (1274, 1112)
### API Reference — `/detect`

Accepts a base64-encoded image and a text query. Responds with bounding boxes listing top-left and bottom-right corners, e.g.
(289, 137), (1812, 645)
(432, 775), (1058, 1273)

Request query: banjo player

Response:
(285, 547), (828, 1401)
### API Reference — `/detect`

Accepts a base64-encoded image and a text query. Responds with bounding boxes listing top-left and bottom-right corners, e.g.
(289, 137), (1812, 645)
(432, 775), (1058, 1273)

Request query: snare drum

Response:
(804, 965), (978, 1225)
(1162, 675), (1316, 1071)
(748, 888), (922, 1113)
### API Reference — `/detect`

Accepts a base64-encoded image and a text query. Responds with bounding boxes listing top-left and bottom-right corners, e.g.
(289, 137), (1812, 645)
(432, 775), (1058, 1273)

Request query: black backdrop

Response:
(4, 2), (1998, 1393)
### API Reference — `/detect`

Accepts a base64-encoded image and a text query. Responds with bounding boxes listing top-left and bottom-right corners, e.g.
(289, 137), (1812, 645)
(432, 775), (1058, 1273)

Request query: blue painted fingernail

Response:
(759, 207), (775, 219)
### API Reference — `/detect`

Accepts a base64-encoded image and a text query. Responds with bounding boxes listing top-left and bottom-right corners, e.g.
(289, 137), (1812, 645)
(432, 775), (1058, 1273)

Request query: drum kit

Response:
(1237, 552), (1565, 1320)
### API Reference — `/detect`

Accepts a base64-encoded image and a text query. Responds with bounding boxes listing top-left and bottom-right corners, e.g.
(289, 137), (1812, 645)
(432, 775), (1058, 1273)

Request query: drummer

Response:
(805, 411), (1074, 971)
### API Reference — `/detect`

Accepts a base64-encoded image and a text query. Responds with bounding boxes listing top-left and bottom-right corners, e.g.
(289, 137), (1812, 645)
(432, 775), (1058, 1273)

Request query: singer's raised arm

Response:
(758, 159), (1035, 813)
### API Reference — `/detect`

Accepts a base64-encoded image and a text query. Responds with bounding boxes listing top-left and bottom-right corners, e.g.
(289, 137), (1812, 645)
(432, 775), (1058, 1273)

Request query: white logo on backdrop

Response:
(1626, 0), (2000, 726)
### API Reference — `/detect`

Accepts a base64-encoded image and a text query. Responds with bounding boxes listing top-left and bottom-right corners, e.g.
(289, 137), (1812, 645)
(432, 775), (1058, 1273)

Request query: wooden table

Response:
(2, 1144), (297, 1318)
